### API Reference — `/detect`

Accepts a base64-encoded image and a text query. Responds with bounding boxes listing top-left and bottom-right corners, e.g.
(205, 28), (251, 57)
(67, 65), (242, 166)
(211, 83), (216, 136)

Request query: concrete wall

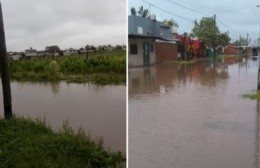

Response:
(155, 42), (178, 63)
(128, 38), (155, 67)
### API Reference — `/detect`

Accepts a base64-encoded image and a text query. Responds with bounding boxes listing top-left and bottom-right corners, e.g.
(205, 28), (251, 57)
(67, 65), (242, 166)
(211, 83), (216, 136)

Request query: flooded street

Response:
(0, 82), (126, 153)
(129, 57), (260, 168)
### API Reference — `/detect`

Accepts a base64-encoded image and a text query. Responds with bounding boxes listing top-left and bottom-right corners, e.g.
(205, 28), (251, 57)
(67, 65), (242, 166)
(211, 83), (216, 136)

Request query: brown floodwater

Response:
(0, 82), (126, 153)
(129, 56), (260, 168)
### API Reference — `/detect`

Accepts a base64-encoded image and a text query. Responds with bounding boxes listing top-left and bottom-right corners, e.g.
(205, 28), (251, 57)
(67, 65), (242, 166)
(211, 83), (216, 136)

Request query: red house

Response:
(175, 34), (206, 59)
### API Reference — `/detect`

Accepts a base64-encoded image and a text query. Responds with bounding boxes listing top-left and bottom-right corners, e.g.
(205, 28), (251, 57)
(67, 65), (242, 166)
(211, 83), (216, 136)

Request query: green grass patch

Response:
(242, 91), (260, 100)
(0, 117), (125, 168)
(162, 60), (195, 65)
(216, 54), (240, 60)
(9, 50), (126, 84)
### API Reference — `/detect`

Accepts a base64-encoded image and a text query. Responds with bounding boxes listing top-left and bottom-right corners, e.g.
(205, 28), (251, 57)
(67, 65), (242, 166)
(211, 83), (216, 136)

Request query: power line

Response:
(216, 18), (243, 35)
(163, 0), (209, 16)
(133, 0), (245, 39)
(169, 0), (238, 14)
(163, 0), (243, 36)
(142, 0), (194, 22)
(162, 0), (245, 37)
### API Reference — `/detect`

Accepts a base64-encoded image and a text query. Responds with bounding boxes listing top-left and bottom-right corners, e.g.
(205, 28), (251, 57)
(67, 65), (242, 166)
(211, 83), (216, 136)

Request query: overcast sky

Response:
(1, 0), (126, 51)
(129, 0), (260, 45)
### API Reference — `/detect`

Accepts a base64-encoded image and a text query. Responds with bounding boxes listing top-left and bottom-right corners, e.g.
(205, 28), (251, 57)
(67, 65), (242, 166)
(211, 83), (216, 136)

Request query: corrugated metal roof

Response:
(128, 15), (174, 41)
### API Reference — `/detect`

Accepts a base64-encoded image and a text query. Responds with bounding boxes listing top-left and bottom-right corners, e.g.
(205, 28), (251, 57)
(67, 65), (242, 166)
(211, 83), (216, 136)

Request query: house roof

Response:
(128, 15), (174, 41)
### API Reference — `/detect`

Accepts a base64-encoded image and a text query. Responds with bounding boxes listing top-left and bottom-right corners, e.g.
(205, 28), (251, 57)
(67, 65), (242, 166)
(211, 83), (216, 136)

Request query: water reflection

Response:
(255, 100), (260, 168)
(0, 81), (126, 153)
(129, 59), (230, 96)
(129, 56), (258, 168)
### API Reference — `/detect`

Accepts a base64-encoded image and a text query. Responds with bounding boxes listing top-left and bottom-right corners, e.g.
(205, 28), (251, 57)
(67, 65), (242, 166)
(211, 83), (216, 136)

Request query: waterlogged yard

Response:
(9, 50), (126, 84)
(0, 80), (126, 167)
(0, 50), (126, 167)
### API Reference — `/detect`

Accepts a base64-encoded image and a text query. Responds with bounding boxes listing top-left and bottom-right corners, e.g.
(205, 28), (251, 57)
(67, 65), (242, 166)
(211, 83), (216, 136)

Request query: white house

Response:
(128, 15), (175, 67)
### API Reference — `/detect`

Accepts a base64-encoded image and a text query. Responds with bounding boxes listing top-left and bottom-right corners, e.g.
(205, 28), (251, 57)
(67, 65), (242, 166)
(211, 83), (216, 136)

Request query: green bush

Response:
(8, 50), (126, 84)
(0, 117), (125, 168)
(46, 60), (60, 79)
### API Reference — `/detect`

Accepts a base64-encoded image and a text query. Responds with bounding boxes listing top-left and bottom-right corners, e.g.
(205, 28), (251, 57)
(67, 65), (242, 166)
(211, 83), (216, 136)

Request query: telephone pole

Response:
(213, 14), (216, 60)
(0, 2), (12, 119)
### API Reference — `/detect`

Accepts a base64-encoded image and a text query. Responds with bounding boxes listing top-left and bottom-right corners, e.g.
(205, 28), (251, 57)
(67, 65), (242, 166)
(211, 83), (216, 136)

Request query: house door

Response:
(143, 43), (150, 66)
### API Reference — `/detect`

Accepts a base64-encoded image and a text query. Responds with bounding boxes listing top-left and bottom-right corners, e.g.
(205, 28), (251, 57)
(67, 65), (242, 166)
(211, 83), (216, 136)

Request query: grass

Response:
(216, 54), (240, 60)
(162, 60), (195, 65)
(9, 50), (126, 84)
(0, 117), (125, 168)
(242, 91), (260, 100)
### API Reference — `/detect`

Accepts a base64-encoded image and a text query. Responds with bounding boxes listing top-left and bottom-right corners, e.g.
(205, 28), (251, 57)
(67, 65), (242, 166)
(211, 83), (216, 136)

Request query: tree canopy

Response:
(163, 18), (179, 28)
(85, 45), (96, 51)
(130, 7), (136, 16)
(138, 6), (149, 18)
(192, 17), (230, 48)
(130, 6), (149, 18)
(233, 37), (248, 46)
(45, 45), (60, 53)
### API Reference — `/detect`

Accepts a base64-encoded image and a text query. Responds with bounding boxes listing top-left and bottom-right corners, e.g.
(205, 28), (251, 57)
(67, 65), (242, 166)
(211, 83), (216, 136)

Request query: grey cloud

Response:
(1, 0), (126, 51)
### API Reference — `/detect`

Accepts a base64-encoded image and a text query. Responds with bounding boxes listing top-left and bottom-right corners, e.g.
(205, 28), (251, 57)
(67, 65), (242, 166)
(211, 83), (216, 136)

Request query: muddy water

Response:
(0, 82), (126, 153)
(129, 57), (260, 168)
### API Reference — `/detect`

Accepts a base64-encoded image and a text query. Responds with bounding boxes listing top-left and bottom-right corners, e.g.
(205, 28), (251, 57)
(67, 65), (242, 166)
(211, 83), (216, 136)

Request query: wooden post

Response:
(258, 66), (260, 90)
(0, 2), (12, 119)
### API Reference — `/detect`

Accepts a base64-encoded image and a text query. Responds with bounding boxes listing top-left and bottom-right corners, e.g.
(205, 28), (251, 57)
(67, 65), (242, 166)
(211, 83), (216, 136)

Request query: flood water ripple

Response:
(129, 57), (260, 168)
(0, 82), (126, 153)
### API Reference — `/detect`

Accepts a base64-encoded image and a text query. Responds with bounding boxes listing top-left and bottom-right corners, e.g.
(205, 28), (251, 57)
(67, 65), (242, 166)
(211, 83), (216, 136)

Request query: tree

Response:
(138, 6), (149, 18)
(233, 37), (247, 46)
(131, 7), (136, 16)
(97, 45), (105, 51)
(85, 45), (91, 50)
(114, 45), (122, 50)
(163, 18), (179, 34)
(45, 45), (60, 53)
(216, 32), (230, 47)
(192, 16), (230, 48)
(90, 45), (96, 51)
(192, 17), (219, 48)
(163, 18), (178, 28)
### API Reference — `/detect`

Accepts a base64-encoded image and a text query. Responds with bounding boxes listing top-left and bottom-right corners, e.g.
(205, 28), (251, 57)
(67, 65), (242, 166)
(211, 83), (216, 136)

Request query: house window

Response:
(130, 44), (138, 54)
(137, 26), (143, 34)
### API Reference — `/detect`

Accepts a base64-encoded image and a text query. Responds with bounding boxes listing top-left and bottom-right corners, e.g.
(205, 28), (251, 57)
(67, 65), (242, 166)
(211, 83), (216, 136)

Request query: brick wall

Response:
(155, 42), (178, 63)
(224, 46), (237, 55)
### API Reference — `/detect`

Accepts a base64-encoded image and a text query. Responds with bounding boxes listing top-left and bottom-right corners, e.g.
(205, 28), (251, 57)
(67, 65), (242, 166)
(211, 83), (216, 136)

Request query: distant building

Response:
(37, 51), (46, 57)
(25, 47), (38, 58)
(8, 52), (23, 60)
(63, 49), (78, 56)
(175, 34), (207, 59)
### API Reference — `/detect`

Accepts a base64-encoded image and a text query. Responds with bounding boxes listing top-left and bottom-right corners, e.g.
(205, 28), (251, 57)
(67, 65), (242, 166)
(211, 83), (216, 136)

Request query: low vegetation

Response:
(216, 54), (240, 60)
(162, 60), (195, 65)
(242, 91), (260, 100)
(0, 117), (125, 168)
(9, 50), (126, 84)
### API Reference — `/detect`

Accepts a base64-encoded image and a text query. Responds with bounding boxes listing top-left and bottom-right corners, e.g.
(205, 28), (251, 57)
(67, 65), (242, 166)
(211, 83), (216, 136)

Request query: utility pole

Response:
(213, 14), (216, 61)
(247, 33), (249, 46)
(0, 2), (12, 119)
(246, 33), (249, 56)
